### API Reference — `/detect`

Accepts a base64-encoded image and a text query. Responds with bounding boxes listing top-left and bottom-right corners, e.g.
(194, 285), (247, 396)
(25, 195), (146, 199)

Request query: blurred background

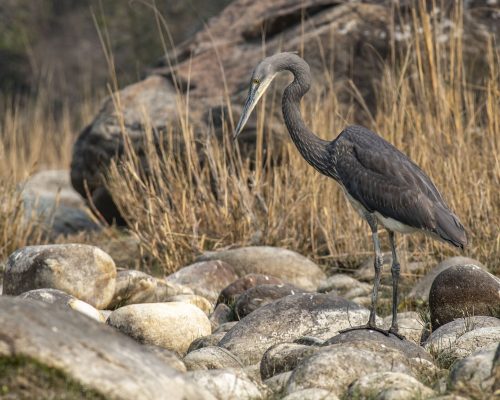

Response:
(0, 0), (498, 276)
(0, 0), (231, 106)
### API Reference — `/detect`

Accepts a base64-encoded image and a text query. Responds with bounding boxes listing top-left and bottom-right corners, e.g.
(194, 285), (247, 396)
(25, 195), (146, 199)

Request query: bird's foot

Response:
(388, 327), (405, 340)
(339, 324), (405, 340)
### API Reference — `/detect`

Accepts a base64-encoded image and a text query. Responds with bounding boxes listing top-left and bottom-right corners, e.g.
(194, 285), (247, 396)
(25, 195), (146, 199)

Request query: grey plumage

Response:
(329, 126), (467, 249)
(234, 52), (467, 337)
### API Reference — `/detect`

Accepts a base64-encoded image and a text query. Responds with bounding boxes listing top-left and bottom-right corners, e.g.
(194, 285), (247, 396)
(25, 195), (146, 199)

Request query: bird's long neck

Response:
(280, 56), (330, 174)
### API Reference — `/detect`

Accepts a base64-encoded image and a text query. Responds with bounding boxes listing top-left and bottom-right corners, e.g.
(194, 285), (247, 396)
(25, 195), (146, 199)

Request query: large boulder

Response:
(3, 244), (116, 309)
(107, 302), (211, 354)
(429, 264), (500, 330)
(198, 246), (325, 291)
(218, 293), (371, 365)
(72, 0), (500, 222)
(0, 297), (213, 400)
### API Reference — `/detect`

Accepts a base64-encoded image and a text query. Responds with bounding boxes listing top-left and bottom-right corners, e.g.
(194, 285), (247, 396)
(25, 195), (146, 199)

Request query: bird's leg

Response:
(388, 230), (405, 340)
(339, 215), (389, 336)
(367, 215), (382, 327)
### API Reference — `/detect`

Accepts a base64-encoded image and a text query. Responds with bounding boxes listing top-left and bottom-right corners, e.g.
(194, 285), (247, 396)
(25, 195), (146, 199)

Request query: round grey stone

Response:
(184, 346), (244, 371)
(218, 293), (371, 365)
(3, 244), (116, 309)
(429, 264), (500, 330)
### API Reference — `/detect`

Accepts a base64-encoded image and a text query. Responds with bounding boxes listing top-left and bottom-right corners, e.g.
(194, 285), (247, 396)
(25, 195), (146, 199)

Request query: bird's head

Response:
(233, 58), (278, 141)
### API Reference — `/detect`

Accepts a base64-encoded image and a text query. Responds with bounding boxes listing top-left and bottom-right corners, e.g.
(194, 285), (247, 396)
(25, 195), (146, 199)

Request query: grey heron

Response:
(233, 52), (467, 338)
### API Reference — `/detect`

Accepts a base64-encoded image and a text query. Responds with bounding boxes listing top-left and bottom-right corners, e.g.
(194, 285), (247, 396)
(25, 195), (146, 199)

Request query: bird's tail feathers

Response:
(434, 205), (467, 249)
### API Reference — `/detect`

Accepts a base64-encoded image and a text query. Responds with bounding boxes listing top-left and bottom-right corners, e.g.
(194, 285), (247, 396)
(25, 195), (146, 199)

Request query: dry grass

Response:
(0, 4), (498, 280)
(105, 5), (500, 275)
(0, 87), (100, 261)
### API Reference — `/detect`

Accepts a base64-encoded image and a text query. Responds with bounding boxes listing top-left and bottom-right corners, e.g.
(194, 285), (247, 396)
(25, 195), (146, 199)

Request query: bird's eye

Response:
(252, 78), (260, 85)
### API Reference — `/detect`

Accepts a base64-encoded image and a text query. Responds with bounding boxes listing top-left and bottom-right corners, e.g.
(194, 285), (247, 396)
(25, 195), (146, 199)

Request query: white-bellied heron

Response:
(233, 52), (467, 338)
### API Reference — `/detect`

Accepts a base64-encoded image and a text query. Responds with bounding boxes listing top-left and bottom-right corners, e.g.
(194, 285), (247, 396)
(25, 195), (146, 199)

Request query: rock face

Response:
(19, 288), (104, 322)
(429, 264), (500, 330)
(0, 297), (213, 400)
(234, 283), (306, 319)
(107, 302), (211, 354)
(347, 371), (435, 399)
(3, 244), (116, 309)
(218, 293), (370, 365)
(199, 247), (325, 291)
(166, 260), (238, 304)
(217, 273), (284, 306)
(409, 256), (484, 302)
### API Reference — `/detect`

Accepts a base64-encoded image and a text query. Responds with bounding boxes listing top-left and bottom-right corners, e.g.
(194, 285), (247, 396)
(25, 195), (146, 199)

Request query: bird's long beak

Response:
(233, 83), (259, 142)
(233, 75), (276, 142)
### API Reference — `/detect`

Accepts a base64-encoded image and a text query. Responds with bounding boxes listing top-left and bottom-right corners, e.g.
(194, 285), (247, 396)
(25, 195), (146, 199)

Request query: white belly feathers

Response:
(342, 189), (418, 234)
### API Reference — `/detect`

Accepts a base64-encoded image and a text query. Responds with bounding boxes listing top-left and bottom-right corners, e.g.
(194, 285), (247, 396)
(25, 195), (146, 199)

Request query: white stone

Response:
(107, 302), (211, 354)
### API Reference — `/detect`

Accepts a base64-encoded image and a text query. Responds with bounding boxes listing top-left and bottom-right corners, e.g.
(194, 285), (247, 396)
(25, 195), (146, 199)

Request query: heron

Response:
(233, 52), (467, 338)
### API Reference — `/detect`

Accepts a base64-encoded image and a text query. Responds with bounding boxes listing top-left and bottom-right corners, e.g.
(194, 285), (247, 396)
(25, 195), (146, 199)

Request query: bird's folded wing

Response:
(335, 142), (438, 232)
